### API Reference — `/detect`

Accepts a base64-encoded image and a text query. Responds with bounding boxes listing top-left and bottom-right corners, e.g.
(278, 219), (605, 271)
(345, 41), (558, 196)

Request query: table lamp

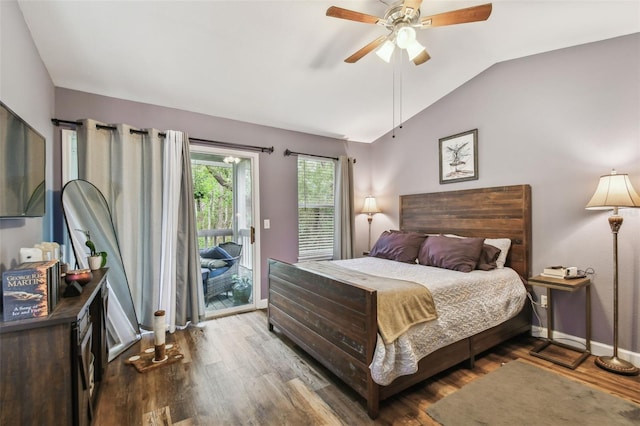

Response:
(362, 196), (381, 251)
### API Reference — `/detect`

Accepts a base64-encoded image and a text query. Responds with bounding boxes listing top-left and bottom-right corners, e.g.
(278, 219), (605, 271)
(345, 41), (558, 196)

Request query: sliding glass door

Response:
(190, 146), (258, 317)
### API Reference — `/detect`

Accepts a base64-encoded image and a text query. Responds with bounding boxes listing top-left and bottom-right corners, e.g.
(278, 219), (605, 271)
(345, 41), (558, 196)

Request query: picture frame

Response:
(439, 129), (478, 184)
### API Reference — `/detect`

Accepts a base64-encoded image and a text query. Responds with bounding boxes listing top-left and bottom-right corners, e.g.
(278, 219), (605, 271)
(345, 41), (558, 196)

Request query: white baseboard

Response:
(531, 325), (640, 367)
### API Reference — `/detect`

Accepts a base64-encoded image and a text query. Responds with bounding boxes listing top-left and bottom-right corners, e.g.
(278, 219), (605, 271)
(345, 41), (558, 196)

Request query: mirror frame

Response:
(62, 179), (140, 359)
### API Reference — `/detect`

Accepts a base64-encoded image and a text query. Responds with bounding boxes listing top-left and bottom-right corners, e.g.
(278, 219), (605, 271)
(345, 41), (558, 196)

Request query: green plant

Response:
(77, 229), (108, 267)
(231, 274), (251, 290)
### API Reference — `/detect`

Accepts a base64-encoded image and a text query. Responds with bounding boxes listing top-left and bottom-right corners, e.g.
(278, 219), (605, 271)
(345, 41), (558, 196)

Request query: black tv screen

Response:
(0, 100), (46, 217)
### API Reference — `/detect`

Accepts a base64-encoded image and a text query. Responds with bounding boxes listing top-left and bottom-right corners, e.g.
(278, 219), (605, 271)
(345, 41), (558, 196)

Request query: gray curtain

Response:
(333, 155), (355, 259)
(76, 120), (202, 329)
(159, 130), (202, 331)
(174, 135), (201, 328)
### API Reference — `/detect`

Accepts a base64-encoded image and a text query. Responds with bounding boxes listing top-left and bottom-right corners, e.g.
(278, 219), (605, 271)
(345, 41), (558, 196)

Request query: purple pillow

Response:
(476, 244), (501, 271)
(370, 231), (426, 263)
(418, 235), (484, 272)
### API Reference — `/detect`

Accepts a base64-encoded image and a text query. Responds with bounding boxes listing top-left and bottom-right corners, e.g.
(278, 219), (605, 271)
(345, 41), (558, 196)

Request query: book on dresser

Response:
(2, 260), (60, 321)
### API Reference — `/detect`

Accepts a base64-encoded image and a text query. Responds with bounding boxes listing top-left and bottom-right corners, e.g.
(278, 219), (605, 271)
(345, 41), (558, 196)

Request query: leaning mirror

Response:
(62, 179), (140, 360)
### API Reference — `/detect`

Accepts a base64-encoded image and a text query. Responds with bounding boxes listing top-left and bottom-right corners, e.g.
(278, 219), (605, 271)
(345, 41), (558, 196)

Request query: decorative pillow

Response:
(200, 258), (228, 269)
(200, 246), (236, 266)
(370, 231), (426, 263)
(483, 238), (511, 269)
(444, 234), (512, 269)
(476, 244), (501, 271)
(417, 235), (484, 272)
(207, 265), (230, 278)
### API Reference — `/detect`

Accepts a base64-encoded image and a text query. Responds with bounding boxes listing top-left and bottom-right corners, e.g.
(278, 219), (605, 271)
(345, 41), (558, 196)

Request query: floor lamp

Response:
(586, 170), (640, 376)
(362, 196), (381, 251)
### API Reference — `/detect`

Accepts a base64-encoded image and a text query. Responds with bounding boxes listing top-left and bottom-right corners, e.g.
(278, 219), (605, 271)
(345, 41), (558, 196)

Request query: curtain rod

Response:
(189, 137), (273, 154)
(284, 149), (356, 163)
(51, 118), (274, 154)
(284, 149), (338, 161)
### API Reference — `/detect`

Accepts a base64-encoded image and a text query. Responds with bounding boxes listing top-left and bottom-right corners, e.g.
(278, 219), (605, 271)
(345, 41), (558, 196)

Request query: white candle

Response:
(153, 310), (166, 346)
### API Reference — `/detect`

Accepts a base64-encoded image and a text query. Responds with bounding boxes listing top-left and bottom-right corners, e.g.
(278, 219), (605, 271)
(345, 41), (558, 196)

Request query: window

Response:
(297, 156), (335, 261)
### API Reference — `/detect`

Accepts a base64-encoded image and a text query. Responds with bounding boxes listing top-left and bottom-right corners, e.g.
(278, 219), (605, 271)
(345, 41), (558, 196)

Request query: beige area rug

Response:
(426, 359), (640, 425)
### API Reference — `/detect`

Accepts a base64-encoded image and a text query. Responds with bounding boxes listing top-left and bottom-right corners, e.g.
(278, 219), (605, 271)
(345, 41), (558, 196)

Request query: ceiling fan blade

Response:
(345, 35), (387, 63)
(402, 0), (423, 16)
(326, 6), (382, 25)
(420, 3), (492, 28)
(412, 49), (431, 66)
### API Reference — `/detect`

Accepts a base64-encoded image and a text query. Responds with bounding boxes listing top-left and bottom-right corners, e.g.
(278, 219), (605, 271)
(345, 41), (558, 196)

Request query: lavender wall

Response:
(54, 88), (371, 300)
(0, 1), (55, 275)
(370, 34), (640, 355)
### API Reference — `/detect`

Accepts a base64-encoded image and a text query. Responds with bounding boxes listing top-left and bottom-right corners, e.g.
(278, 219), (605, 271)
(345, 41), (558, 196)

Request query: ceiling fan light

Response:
(406, 40), (425, 61)
(375, 39), (395, 63)
(395, 25), (416, 49)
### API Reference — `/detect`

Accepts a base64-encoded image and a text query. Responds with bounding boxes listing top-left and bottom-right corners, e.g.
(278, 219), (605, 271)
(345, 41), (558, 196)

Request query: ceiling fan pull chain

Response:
(399, 57), (403, 130)
(392, 52), (396, 139)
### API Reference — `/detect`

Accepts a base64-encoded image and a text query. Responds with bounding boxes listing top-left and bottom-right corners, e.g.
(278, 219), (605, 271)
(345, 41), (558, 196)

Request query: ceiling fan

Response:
(326, 0), (492, 65)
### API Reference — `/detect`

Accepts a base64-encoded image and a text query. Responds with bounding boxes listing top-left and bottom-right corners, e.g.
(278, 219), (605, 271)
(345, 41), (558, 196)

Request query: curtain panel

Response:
(333, 155), (355, 260)
(76, 120), (202, 330)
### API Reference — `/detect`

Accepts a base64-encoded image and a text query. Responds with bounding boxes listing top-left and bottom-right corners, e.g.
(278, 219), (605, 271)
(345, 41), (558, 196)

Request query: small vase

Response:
(88, 256), (102, 271)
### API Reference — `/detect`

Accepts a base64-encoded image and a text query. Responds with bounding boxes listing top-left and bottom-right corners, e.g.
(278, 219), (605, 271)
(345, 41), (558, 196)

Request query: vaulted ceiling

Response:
(18, 1), (640, 143)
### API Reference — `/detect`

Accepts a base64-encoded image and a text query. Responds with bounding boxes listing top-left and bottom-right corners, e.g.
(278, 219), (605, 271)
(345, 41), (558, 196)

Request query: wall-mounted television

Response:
(0, 100), (46, 217)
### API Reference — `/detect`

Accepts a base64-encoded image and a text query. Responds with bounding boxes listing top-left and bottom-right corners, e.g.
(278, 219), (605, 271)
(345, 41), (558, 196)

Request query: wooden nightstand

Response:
(528, 274), (591, 369)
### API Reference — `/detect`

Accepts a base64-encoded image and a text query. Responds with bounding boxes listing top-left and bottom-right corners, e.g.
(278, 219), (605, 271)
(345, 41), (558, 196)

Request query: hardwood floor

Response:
(94, 310), (640, 426)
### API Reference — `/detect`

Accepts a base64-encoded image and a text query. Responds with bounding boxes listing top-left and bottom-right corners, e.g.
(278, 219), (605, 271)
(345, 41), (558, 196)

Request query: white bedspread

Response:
(331, 257), (527, 386)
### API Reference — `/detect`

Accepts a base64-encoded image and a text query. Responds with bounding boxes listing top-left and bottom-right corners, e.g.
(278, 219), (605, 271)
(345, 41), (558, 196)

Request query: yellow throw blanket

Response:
(297, 261), (438, 345)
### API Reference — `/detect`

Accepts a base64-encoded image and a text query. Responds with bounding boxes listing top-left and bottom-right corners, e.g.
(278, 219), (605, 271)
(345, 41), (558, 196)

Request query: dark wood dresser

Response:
(0, 268), (108, 426)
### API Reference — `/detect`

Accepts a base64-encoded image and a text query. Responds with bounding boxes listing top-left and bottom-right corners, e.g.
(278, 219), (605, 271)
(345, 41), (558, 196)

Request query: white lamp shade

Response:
(406, 40), (426, 61)
(395, 25), (416, 49)
(362, 196), (381, 214)
(375, 40), (395, 63)
(586, 171), (640, 210)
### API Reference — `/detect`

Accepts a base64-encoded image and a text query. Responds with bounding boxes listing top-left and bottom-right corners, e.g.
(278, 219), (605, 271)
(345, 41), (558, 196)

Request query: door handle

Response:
(250, 226), (255, 244)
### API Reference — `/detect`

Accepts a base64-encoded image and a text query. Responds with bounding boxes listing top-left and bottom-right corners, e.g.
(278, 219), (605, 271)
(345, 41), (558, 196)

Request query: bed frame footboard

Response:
(267, 259), (381, 417)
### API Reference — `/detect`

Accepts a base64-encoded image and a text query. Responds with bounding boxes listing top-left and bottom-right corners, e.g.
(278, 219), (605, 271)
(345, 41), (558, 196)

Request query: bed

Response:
(268, 184), (532, 418)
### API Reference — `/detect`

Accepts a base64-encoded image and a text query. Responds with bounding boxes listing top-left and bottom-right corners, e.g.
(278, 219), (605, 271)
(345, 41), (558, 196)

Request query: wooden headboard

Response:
(400, 184), (532, 279)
